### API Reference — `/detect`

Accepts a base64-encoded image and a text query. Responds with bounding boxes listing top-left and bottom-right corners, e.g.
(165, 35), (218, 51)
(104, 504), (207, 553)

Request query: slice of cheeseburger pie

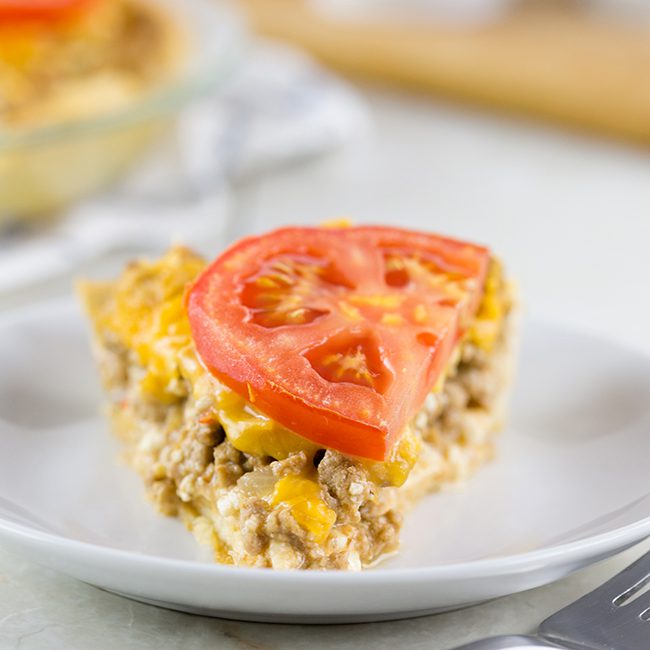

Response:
(79, 225), (517, 570)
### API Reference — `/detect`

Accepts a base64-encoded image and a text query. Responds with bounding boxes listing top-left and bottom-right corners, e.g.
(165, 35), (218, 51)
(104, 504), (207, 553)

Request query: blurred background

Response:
(2, 0), (650, 350)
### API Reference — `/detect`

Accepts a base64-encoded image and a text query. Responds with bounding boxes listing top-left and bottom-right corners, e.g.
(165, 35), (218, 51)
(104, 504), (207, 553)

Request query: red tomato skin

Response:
(0, 0), (94, 22)
(187, 226), (489, 461)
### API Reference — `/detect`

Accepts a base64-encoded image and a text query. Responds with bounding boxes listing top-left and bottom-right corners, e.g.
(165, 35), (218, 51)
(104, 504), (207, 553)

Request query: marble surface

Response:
(3, 87), (650, 648)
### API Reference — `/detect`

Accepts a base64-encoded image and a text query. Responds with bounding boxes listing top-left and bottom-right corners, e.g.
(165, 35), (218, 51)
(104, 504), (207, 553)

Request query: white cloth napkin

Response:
(0, 43), (370, 294)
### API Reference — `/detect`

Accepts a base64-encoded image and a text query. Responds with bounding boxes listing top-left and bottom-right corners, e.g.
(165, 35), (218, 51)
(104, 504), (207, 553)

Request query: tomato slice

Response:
(0, 0), (95, 21)
(187, 226), (490, 461)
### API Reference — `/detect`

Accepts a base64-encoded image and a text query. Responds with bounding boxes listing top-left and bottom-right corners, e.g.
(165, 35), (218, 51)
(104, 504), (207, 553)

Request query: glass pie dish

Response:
(0, 0), (245, 226)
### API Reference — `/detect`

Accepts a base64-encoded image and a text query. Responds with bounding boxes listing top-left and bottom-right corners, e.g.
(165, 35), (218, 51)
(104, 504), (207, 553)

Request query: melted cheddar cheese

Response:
(467, 259), (506, 352)
(271, 475), (337, 544)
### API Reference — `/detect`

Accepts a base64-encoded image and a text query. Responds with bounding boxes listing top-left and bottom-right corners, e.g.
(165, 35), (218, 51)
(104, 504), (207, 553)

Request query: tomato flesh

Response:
(187, 226), (490, 461)
(0, 0), (95, 22)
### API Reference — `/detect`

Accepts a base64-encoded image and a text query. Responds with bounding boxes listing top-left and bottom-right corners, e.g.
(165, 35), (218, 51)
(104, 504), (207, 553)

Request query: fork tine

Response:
(608, 551), (650, 603)
(616, 591), (650, 622)
(574, 548), (650, 605)
(539, 549), (650, 650)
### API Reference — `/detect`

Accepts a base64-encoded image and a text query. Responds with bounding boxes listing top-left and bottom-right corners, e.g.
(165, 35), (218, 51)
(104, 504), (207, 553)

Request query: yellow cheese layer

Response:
(82, 246), (205, 404)
(271, 475), (337, 544)
(467, 258), (506, 352)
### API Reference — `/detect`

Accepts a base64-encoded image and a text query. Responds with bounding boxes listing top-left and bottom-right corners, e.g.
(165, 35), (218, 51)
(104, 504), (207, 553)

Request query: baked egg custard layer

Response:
(80, 226), (517, 569)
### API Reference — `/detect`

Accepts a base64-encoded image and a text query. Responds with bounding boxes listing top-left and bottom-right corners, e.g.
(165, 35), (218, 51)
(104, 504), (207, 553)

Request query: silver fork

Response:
(452, 548), (650, 650)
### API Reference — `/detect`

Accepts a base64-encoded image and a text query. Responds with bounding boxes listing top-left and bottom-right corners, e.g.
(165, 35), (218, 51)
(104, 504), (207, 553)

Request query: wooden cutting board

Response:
(237, 0), (650, 144)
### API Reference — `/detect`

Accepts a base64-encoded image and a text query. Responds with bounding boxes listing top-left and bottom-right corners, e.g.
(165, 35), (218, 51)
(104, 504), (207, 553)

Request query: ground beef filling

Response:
(96, 304), (513, 570)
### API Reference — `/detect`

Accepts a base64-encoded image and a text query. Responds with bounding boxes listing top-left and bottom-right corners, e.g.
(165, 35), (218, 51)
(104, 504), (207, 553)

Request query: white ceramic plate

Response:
(0, 299), (649, 623)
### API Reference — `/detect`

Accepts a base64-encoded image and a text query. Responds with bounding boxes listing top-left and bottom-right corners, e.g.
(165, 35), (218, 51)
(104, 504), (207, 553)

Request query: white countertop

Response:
(2, 87), (650, 649)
